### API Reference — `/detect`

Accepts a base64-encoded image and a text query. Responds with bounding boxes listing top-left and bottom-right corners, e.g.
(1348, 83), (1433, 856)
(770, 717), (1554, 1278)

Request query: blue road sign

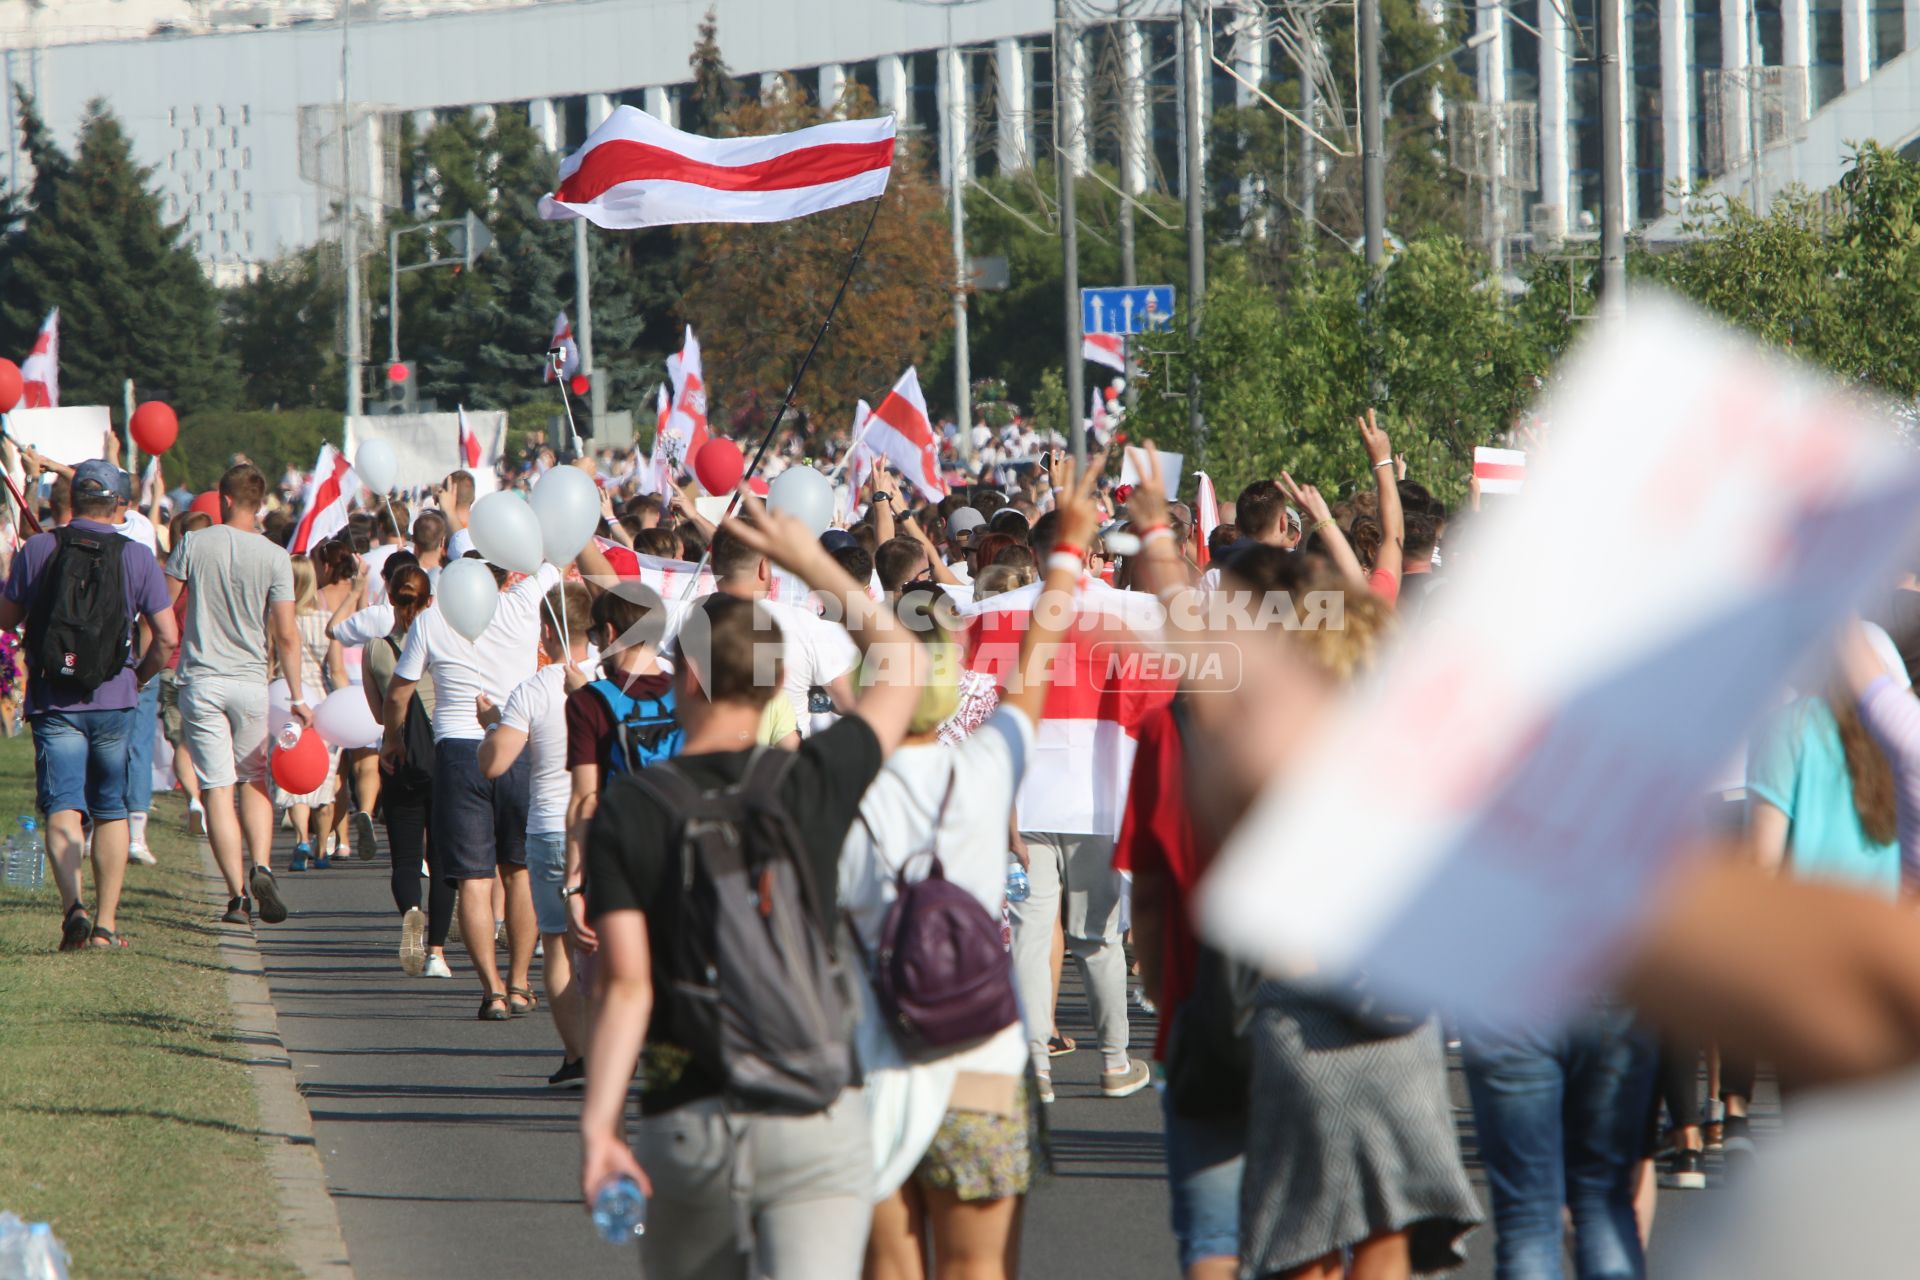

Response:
(1081, 285), (1175, 336)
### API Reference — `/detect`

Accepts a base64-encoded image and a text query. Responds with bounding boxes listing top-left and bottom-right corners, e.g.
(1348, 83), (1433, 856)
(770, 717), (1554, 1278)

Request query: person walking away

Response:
(579, 491), (927, 1280)
(364, 564), (452, 977)
(111, 475), (165, 867)
(310, 537), (376, 862)
(851, 455), (1104, 1280)
(159, 508), (213, 836)
(707, 526), (858, 733)
(381, 553), (561, 1021)
(479, 581), (600, 1086)
(166, 462), (308, 926)
(1, 460), (177, 948)
(274, 554), (346, 872)
(438, 472), (476, 559)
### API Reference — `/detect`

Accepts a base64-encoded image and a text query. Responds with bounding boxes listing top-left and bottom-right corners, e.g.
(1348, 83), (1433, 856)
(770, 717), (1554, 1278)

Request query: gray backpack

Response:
(634, 749), (858, 1114)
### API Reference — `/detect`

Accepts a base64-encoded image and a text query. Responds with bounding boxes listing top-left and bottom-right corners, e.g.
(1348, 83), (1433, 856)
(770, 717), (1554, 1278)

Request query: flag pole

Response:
(678, 193), (887, 600)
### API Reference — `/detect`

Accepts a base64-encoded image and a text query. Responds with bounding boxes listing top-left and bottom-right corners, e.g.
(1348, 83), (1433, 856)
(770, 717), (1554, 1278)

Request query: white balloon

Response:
(468, 491), (544, 575)
(767, 465), (835, 537)
(267, 677), (292, 726)
(312, 687), (381, 749)
(355, 439), (398, 495)
(438, 557), (500, 641)
(530, 465), (602, 566)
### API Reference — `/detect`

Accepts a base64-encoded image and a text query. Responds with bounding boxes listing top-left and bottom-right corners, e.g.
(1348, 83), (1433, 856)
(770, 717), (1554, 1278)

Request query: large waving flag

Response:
(545, 312), (580, 383)
(634, 385), (673, 497)
(456, 405), (484, 469)
(867, 367), (946, 503)
(292, 444), (357, 554)
(662, 327), (711, 466)
(540, 107), (897, 229)
(20, 308), (58, 409)
(1083, 332), (1125, 373)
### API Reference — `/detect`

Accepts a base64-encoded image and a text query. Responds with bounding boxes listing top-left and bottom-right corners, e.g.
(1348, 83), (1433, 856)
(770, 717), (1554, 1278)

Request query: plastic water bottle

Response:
(276, 722), (303, 751)
(18, 816), (40, 890)
(590, 1174), (647, 1244)
(1006, 861), (1030, 904)
(0, 1222), (70, 1279)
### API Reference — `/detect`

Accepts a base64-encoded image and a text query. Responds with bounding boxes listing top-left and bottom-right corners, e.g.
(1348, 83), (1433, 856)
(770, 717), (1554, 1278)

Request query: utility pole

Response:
(1181, 0), (1207, 461)
(944, 30), (972, 459)
(339, 0), (361, 417)
(1598, 0), (1626, 319)
(574, 217), (602, 439)
(1300, 67), (1317, 229)
(1057, 0), (1086, 466)
(1360, 0), (1385, 268)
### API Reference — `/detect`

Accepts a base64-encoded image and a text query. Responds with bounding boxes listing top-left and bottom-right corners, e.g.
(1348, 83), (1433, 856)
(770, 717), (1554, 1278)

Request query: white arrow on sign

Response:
(1122, 294), (1135, 333)
(1089, 295), (1105, 334)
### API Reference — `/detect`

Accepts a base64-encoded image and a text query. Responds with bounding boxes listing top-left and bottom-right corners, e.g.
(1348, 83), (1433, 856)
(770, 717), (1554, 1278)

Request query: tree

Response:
(223, 246), (341, 410)
(0, 96), (237, 411)
(679, 69), (952, 442)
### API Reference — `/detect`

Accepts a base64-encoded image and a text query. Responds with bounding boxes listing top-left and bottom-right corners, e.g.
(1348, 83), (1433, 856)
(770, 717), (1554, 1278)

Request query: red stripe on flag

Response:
(873, 393), (931, 445)
(1473, 461), (1527, 482)
(557, 137), (896, 205)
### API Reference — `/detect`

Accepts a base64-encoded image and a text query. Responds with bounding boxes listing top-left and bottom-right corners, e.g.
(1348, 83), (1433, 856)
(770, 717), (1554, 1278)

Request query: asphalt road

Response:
(246, 826), (1758, 1279)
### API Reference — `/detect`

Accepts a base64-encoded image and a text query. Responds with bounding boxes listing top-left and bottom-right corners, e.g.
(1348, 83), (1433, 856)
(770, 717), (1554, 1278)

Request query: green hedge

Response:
(164, 408), (343, 493)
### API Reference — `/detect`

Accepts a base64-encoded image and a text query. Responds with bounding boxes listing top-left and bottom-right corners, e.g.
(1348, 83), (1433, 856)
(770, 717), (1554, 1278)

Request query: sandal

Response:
(88, 926), (129, 949)
(478, 991), (510, 1022)
(507, 986), (539, 1017)
(59, 902), (93, 952)
(1048, 1033), (1077, 1057)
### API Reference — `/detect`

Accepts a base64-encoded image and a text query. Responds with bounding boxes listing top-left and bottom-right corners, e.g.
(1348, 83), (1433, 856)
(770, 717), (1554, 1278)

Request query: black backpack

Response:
(26, 526), (130, 693)
(634, 749), (858, 1114)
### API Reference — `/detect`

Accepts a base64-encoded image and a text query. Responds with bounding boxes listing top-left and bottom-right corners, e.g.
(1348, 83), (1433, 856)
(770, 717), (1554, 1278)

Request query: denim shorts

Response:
(1161, 1088), (1246, 1271)
(525, 830), (568, 935)
(431, 737), (530, 882)
(32, 707), (137, 821)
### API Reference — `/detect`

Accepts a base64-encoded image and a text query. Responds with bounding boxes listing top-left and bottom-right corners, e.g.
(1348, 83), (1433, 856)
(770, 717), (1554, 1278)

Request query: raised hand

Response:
(1278, 471), (1333, 527)
(1053, 450), (1108, 552)
(1123, 443), (1170, 532)
(1357, 408), (1392, 467)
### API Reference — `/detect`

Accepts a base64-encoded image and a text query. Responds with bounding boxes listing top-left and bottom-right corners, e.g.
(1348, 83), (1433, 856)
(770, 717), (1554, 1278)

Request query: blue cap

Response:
(73, 459), (132, 502)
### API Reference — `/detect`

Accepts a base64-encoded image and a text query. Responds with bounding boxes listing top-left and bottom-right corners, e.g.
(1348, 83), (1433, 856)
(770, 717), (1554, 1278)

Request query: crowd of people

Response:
(18, 394), (1920, 1280)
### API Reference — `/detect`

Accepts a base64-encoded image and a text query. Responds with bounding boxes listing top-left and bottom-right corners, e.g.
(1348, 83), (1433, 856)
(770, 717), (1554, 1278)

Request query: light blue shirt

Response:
(1747, 695), (1900, 899)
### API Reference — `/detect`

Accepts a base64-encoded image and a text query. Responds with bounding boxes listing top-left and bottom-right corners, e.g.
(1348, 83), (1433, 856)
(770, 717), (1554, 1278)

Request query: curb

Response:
(200, 843), (356, 1279)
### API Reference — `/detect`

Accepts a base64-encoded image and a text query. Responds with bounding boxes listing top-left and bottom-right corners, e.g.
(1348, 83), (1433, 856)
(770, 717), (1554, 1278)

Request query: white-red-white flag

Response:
(1089, 386), (1114, 447)
(20, 308), (58, 409)
(1473, 446), (1526, 495)
(545, 312), (580, 383)
(867, 367), (946, 503)
(540, 106), (896, 230)
(1083, 332), (1125, 373)
(292, 444), (357, 554)
(663, 326), (711, 466)
(844, 399), (876, 495)
(456, 405), (484, 470)
(1193, 470), (1220, 567)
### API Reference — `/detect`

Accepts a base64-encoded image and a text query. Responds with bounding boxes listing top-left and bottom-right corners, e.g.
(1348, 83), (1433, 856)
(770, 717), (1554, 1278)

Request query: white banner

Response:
(1200, 298), (1920, 1028)
(344, 412), (507, 497)
(5, 406), (113, 467)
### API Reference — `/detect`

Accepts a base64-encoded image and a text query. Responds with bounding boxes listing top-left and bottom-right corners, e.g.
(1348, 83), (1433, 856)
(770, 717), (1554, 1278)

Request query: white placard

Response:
(5, 406), (113, 467)
(1121, 446), (1184, 500)
(345, 412), (506, 496)
(1199, 297), (1920, 1028)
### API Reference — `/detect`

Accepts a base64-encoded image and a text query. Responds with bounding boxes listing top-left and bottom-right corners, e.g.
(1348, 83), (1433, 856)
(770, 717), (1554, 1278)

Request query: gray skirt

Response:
(1240, 984), (1481, 1277)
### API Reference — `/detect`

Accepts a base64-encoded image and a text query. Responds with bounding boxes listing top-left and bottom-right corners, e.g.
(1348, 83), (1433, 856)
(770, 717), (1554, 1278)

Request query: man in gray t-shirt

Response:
(164, 462), (309, 927)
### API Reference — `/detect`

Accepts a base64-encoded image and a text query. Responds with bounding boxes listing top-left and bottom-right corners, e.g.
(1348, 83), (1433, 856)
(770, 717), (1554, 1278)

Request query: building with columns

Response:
(5, 0), (1919, 277)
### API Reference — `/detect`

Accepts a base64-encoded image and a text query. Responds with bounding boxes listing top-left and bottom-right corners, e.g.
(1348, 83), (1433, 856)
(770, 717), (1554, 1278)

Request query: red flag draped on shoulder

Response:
(539, 106), (896, 229)
(867, 367), (947, 503)
(292, 444), (356, 553)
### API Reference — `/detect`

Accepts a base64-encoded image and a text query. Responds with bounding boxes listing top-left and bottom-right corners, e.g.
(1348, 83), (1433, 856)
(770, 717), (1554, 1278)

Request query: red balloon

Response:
(190, 490), (224, 523)
(692, 437), (745, 495)
(569, 373), (591, 397)
(747, 476), (770, 497)
(129, 400), (178, 455)
(271, 728), (330, 795)
(0, 359), (21, 413)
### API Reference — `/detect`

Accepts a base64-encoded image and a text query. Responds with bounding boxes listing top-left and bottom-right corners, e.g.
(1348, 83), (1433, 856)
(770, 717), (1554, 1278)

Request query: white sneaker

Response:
(1036, 1074), (1054, 1105)
(1100, 1058), (1152, 1099)
(423, 953), (453, 978)
(127, 842), (157, 867)
(399, 907), (427, 977)
(187, 803), (206, 837)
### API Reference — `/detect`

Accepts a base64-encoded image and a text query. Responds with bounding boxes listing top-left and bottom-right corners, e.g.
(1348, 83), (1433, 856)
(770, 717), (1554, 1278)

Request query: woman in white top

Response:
(274, 555), (348, 871)
(846, 459), (1103, 1280)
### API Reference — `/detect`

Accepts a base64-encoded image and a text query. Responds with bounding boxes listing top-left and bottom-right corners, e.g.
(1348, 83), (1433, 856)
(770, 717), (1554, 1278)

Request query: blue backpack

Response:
(589, 678), (684, 776)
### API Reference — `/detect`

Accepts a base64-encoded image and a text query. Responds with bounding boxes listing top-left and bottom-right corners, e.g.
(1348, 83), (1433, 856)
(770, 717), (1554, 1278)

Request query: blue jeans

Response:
(32, 707), (137, 820)
(124, 676), (161, 816)
(1462, 1007), (1658, 1280)
(1160, 1090), (1244, 1271)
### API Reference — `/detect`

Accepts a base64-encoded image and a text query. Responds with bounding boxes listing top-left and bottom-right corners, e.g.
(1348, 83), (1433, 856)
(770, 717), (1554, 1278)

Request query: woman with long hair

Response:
(313, 536), (381, 862)
(365, 563), (453, 977)
(850, 461), (1103, 1280)
(275, 555), (347, 871)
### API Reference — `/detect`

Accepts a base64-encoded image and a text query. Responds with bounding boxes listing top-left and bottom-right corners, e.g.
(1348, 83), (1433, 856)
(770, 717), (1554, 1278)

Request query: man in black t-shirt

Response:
(578, 493), (924, 1279)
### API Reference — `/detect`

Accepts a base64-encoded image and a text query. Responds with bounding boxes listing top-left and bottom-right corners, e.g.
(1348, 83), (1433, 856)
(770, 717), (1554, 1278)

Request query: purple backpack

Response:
(851, 775), (1020, 1060)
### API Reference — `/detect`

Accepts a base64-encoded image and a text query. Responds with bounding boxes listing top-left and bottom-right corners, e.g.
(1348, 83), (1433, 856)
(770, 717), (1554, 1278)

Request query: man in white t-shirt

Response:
(708, 527), (857, 733)
(479, 581), (595, 1088)
(381, 552), (561, 1020)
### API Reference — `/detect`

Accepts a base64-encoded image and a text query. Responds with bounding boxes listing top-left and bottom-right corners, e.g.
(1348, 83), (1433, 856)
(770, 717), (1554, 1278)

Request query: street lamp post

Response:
(386, 211), (493, 373)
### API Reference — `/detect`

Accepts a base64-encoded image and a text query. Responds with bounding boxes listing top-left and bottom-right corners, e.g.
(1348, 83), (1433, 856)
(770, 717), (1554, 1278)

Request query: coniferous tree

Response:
(0, 96), (237, 410)
(223, 245), (342, 410)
